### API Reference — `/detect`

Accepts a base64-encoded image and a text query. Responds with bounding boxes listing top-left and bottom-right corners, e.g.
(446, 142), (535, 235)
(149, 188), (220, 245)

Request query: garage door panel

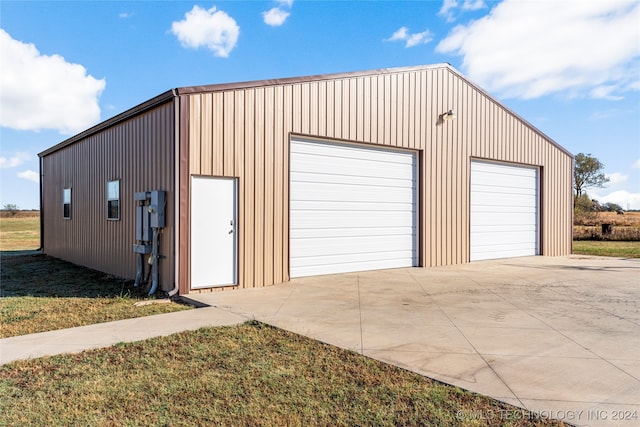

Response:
(292, 140), (415, 164)
(471, 204), (536, 214)
(292, 156), (415, 180)
(472, 224), (537, 234)
(290, 182), (416, 203)
(472, 161), (537, 177)
(471, 197), (536, 210)
(291, 210), (416, 229)
(292, 235), (416, 257)
(472, 241), (537, 252)
(471, 231), (537, 245)
(472, 211), (537, 226)
(472, 172), (536, 188)
(471, 245), (536, 261)
(472, 185), (537, 198)
(291, 200), (414, 212)
(292, 170), (415, 188)
(291, 226), (415, 239)
(292, 250), (415, 268)
(292, 257), (416, 277)
(290, 138), (418, 277)
(471, 161), (539, 262)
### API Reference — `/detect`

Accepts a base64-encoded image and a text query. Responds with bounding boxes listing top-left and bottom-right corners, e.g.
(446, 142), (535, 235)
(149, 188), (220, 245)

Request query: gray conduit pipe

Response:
(134, 253), (144, 287)
(148, 228), (160, 296)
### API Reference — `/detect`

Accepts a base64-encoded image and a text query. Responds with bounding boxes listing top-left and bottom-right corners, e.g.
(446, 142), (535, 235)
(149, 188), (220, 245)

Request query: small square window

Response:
(107, 180), (120, 220)
(63, 188), (71, 219)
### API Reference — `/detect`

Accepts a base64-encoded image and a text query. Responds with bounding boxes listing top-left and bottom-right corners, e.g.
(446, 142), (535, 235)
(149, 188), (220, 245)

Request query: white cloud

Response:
(17, 170), (39, 183)
(386, 27), (409, 42)
(438, 0), (459, 22)
(385, 27), (433, 48)
(171, 6), (240, 58)
(276, 0), (294, 8)
(606, 172), (628, 185)
(439, 0), (486, 22)
(633, 159), (640, 168)
(590, 85), (624, 100)
(436, 0), (640, 100)
(0, 152), (30, 169)
(119, 12), (133, 19)
(0, 29), (105, 135)
(406, 30), (433, 48)
(591, 189), (640, 210)
(263, 7), (290, 27)
(462, 0), (485, 11)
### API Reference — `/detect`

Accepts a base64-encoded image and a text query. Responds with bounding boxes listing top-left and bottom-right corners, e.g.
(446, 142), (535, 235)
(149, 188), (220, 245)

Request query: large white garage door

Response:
(470, 161), (539, 261)
(290, 138), (418, 277)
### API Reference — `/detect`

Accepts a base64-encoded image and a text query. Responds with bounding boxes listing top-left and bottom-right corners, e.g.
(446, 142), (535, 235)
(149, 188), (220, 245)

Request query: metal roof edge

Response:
(175, 63), (451, 95)
(38, 89), (176, 157)
(442, 65), (574, 159)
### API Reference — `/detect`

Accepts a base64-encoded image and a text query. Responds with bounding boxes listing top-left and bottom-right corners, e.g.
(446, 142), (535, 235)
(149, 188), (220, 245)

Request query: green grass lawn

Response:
(0, 322), (564, 427)
(573, 240), (640, 258)
(0, 252), (192, 338)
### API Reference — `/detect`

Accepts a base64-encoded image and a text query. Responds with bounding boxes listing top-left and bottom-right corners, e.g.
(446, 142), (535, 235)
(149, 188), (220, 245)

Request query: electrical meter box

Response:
(150, 190), (165, 228)
(133, 190), (166, 254)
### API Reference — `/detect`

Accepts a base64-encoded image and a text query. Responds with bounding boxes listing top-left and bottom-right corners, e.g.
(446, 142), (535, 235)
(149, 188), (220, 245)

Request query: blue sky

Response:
(1, 0), (639, 210)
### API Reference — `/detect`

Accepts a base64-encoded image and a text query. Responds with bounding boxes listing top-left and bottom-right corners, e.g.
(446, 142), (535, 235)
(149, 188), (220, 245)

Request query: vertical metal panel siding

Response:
(187, 66), (572, 289)
(42, 102), (175, 290)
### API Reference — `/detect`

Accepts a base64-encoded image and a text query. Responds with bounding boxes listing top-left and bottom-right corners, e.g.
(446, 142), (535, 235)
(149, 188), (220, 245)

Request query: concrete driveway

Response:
(190, 255), (640, 427)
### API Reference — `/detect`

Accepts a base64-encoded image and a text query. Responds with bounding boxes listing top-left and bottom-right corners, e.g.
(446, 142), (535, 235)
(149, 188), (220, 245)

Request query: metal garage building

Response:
(39, 64), (573, 296)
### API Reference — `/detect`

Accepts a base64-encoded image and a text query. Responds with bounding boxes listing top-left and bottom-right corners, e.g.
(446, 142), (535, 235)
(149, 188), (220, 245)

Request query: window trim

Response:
(107, 180), (120, 221)
(63, 187), (71, 220)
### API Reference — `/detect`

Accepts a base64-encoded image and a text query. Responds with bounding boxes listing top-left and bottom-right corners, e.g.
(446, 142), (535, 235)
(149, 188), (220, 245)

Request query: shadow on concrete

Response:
(501, 260), (639, 272)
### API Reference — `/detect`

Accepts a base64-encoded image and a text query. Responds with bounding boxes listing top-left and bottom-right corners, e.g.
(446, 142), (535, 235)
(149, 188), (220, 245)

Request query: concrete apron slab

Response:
(191, 255), (640, 427)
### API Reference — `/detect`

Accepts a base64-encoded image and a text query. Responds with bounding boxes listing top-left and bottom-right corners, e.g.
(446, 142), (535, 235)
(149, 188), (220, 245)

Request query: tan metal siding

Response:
(186, 65), (572, 290)
(42, 102), (175, 290)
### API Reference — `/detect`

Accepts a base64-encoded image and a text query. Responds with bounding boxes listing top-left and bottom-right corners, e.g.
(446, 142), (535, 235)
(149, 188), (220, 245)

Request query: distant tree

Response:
(574, 194), (594, 213)
(3, 203), (19, 217)
(574, 153), (609, 196)
(602, 202), (623, 212)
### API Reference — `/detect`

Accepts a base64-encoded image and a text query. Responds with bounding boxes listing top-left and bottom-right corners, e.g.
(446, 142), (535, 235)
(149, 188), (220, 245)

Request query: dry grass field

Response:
(0, 211), (40, 250)
(573, 211), (640, 241)
(574, 211), (640, 227)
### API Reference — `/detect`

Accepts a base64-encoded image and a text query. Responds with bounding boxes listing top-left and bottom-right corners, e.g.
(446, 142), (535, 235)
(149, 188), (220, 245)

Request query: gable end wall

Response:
(183, 66), (573, 290)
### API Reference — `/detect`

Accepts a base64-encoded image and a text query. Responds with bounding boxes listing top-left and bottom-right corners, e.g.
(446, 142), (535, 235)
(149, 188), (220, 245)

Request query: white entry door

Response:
(191, 176), (237, 288)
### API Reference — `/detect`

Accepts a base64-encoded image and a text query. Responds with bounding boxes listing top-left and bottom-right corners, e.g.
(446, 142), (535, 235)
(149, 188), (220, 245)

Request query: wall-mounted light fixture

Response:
(443, 109), (456, 121)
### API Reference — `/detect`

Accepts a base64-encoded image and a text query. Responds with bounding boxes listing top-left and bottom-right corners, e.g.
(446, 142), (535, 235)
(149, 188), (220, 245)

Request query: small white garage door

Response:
(470, 160), (539, 261)
(290, 138), (418, 277)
